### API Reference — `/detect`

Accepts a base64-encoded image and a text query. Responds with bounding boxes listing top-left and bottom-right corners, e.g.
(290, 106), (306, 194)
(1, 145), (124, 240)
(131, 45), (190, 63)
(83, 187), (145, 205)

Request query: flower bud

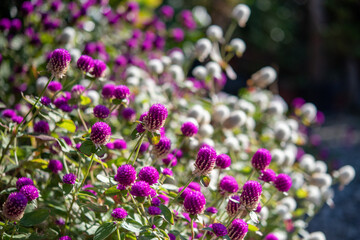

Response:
(148, 59), (164, 74)
(240, 180), (262, 210)
(90, 122), (112, 145)
(194, 145), (217, 176)
(251, 66), (277, 88)
(192, 66), (208, 80)
(183, 191), (206, 215)
(223, 110), (246, 129)
(228, 218), (248, 240)
(195, 38), (212, 62)
(143, 104), (168, 132)
(213, 105), (230, 123)
(229, 38), (246, 56)
(338, 165), (355, 186)
(251, 148), (272, 171)
(206, 25), (223, 41)
(2, 192), (28, 221)
(232, 4), (251, 27)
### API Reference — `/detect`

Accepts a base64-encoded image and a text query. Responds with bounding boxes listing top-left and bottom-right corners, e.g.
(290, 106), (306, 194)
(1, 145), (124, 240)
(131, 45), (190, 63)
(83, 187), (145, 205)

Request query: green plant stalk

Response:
(126, 131), (146, 164)
(0, 219), (9, 239)
(131, 132), (146, 165)
(116, 225), (121, 240)
(168, 176), (195, 207)
(190, 217), (195, 240)
(221, 20), (237, 57)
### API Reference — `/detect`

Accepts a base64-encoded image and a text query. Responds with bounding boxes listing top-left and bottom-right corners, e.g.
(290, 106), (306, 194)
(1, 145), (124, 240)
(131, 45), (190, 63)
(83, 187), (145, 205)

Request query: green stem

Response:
(0, 220), (9, 239)
(78, 153), (95, 191)
(246, 169), (256, 181)
(190, 217), (195, 240)
(169, 176), (195, 207)
(131, 132), (146, 165)
(126, 132), (145, 164)
(116, 225), (121, 240)
(77, 108), (88, 132)
(221, 21), (237, 57)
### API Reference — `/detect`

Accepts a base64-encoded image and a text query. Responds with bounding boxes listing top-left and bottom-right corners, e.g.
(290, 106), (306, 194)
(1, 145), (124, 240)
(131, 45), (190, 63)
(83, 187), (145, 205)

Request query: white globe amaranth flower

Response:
(148, 59), (164, 75)
(246, 117), (256, 131)
(192, 6), (211, 27)
(126, 65), (142, 78)
(311, 173), (332, 189)
(314, 161), (327, 173)
(259, 206), (269, 221)
(170, 51), (185, 65)
(36, 76), (49, 94)
(305, 231), (326, 240)
(237, 134), (250, 150)
(281, 197), (297, 212)
(195, 38), (212, 62)
(126, 76), (140, 86)
(251, 91), (269, 110)
(232, 4), (251, 27)
(291, 172), (305, 189)
(188, 138), (199, 150)
(299, 154), (316, 172)
(169, 65), (185, 82)
(286, 119), (299, 131)
(205, 61), (222, 78)
(202, 138), (215, 147)
(188, 105), (205, 122)
(229, 38), (246, 56)
(300, 103), (317, 122)
(307, 185), (322, 206)
(267, 100), (285, 115)
(59, 27), (76, 44)
(274, 204), (290, 219)
(283, 149), (296, 167)
(252, 66), (277, 88)
(200, 110), (211, 125)
(223, 110), (247, 129)
(198, 124), (214, 137)
(224, 137), (240, 151)
(183, 117), (199, 128)
(271, 149), (285, 165)
(338, 165), (356, 187)
(213, 105), (230, 123)
(237, 99), (255, 115)
(161, 56), (171, 67)
(192, 66), (208, 80)
(274, 121), (291, 142)
(87, 90), (100, 105)
(69, 48), (81, 63)
(206, 25), (223, 41)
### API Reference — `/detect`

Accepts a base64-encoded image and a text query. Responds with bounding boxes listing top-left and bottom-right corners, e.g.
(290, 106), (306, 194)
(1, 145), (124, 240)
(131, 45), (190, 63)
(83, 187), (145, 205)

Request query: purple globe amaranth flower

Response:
(90, 122), (111, 145)
(205, 207), (218, 214)
(63, 173), (77, 185)
(34, 120), (50, 134)
(183, 191), (206, 215)
(178, 186), (192, 199)
(251, 148), (272, 171)
(219, 176), (239, 195)
(216, 154), (232, 169)
(194, 146), (217, 176)
(48, 159), (63, 174)
(115, 164), (137, 187)
(162, 168), (173, 176)
(168, 233), (176, 240)
(189, 182), (201, 192)
(83, 184), (97, 195)
(77, 55), (94, 73)
(172, 149), (183, 159)
(2, 192), (28, 221)
(48, 81), (62, 92)
(59, 236), (72, 240)
(181, 121), (198, 137)
(112, 207), (128, 219)
(41, 96), (51, 106)
(151, 197), (161, 206)
(12, 115), (23, 124)
(114, 85), (130, 100)
(93, 105), (110, 119)
(102, 84), (115, 99)
(121, 108), (136, 122)
(264, 233), (279, 240)
(143, 104), (168, 132)
(130, 181), (151, 197)
(259, 169), (276, 183)
(212, 223), (228, 237)
(2, 109), (16, 118)
(47, 48), (71, 79)
(117, 184), (126, 191)
(71, 84), (85, 98)
(113, 139), (127, 150)
(148, 206), (161, 215)
(16, 177), (34, 191)
(228, 218), (248, 240)
(274, 173), (292, 192)
(240, 180), (262, 211)
(139, 142), (150, 154)
(162, 154), (177, 167)
(20, 185), (39, 201)
(255, 202), (262, 213)
(160, 5), (174, 19)
(21, 1), (34, 15)
(55, 218), (65, 225)
(0, 18), (11, 31)
(136, 111), (148, 133)
(91, 59), (106, 78)
(171, 28), (185, 42)
(138, 166), (159, 185)
(226, 195), (241, 217)
(158, 194), (169, 204)
(152, 137), (171, 159)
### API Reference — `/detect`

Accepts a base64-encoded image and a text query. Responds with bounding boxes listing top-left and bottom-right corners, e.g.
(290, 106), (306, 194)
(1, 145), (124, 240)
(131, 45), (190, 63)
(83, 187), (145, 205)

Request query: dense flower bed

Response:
(0, 1), (356, 240)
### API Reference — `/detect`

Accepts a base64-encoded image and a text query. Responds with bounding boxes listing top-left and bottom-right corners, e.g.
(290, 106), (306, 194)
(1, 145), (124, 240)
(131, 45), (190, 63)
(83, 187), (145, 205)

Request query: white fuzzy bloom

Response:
(300, 103), (317, 122)
(267, 100), (285, 115)
(213, 105), (230, 123)
(237, 99), (255, 115)
(252, 66), (277, 88)
(291, 172), (304, 189)
(251, 92), (269, 110)
(36, 76), (49, 94)
(224, 137), (240, 151)
(311, 173), (332, 189)
(192, 66), (208, 80)
(126, 66), (142, 78)
(206, 61), (222, 78)
(338, 165), (356, 186)
(87, 90), (100, 105)
(306, 231), (326, 240)
(198, 124), (214, 137)
(286, 119), (299, 131)
(300, 154), (316, 172)
(126, 76), (140, 86)
(169, 65), (185, 82)
(246, 117), (256, 131)
(200, 110), (211, 125)
(271, 149), (285, 165)
(307, 186), (322, 205)
(59, 27), (76, 44)
(274, 205), (289, 218)
(281, 197), (297, 212)
(229, 38), (246, 56)
(274, 121), (291, 142)
(161, 56), (171, 68)
(69, 48), (81, 63)
(237, 134), (250, 150)
(283, 149), (296, 167)
(188, 105), (205, 122)
(322, 188), (334, 200)
(314, 161), (327, 173)
(170, 51), (185, 65)
(148, 59), (164, 74)
(192, 6), (211, 27)
(188, 138), (199, 150)
(259, 206), (269, 221)
(206, 25), (223, 41)
(202, 138), (215, 147)
(184, 117), (199, 128)
(195, 38), (212, 61)
(232, 4), (251, 27)
(223, 110), (247, 129)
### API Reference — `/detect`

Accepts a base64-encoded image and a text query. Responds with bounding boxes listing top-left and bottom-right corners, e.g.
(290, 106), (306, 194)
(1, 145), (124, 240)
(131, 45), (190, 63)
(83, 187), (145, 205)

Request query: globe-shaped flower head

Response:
(152, 137), (171, 159)
(274, 173), (292, 192)
(138, 166), (159, 185)
(48, 81), (62, 92)
(34, 120), (50, 134)
(181, 121), (198, 137)
(240, 180), (262, 211)
(112, 207), (128, 219)
(122, 107), (136, 122)
(59, 236), (72, 240)
(219, 175), (239, 195)
(258, 169), (276, 183)
(91, 59), (106, 78)
(71, 84), (85, 98)
(63, 173), (77, 185)
(48, 159), (63, 174)
(264, 233), (279, 240)
(148, 206), (162, 215)
(102, 84), (115, 99)
(226, 195), (241, 217)
(212, 223), (228, 237)
(2, 192), (28, 221)
(194, 146), (217, 176)
(183, 191), (206, 215)
(77, 55), (94, 73)
(162, 154), (177, 167)
(16, 177), (34, 191)
(90, 122), (111, 145)
(20, 185), (39, 201)
(41, 96), (51, 106)
(114, 164), (137, 187)
(143, 104), (168, 132)
(47, 48), (71, 79)
(93, 105), (110, 119)
(228, 218), (248, 240)
(130, 181), (151, 197)
(216, 154), (232, 169)
(251, 148), (272, 171)
(114, 85), (130, 100)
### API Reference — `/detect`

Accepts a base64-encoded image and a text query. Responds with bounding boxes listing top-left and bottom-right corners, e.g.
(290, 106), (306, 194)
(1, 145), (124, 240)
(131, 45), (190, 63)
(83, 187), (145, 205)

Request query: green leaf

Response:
(153, 216), (164, 227)
(23, 159), (48, 170)
(0, 187), (17, 195)
(85, 203), (109, 213)
(162, 184), (179, 191)
(96, 145), (106, 157)
(3, 233), (31, 239)
(202, 227), (213, 232)
(105, 185), (121, 196)
(79, 140), (96, 156)
(147, 131), (160, 145)
(63, 184), (74, 195)
(200, 176), (211, 187)
(112, 99), (124, 105)
(56, 119), (76, 133)
(20, 209), (49, 227)
(57, 138), (70, 153)
(94, 222), (117, 240)
(96, 174), (110, 184)
(248, 223), (259, 232)
(121, 219), (142, 233)
(249, 211), (259, 224)
(80, 95), (92, 105)
(223, 235), (231, 240)
(159, 204), (174, 225)
(130, 127), (140, 140)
